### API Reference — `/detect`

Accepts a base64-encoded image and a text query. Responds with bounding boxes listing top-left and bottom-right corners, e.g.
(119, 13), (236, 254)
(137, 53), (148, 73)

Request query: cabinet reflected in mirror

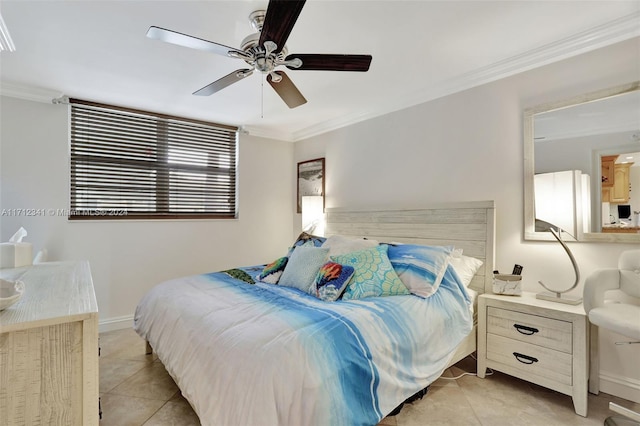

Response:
(524, 81), (640, 243)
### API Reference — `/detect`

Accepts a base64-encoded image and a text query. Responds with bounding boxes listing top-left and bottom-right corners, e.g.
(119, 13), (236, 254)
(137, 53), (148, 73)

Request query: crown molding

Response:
(290, 11), (640, 142)
(0, 81), (62, 103)
(241, 125), (294, 142)
(0, 81), (298, 140)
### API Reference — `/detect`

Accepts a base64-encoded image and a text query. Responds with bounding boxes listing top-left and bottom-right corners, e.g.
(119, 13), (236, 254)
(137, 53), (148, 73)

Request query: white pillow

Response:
(449, 248), (484, 287)
(321, 235), (379, 256)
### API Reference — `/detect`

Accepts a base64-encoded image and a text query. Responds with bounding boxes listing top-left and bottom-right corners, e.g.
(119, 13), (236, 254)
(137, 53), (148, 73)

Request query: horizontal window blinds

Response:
(69, 99), (237, 220)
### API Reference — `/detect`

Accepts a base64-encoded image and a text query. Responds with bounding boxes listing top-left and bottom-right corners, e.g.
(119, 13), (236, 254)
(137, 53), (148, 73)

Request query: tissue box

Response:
(0, 242), (33, 268)
(492, 274), (522, 296)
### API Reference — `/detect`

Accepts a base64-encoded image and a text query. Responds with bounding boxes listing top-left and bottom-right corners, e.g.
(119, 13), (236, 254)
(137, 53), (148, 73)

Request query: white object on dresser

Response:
(0, 279), (24, 310)
(0, 261), (99, 426)
(477, 291), (588, 417)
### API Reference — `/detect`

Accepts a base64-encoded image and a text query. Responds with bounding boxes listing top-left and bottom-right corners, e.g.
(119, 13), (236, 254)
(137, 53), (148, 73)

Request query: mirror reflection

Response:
(524, 81), (640, 242)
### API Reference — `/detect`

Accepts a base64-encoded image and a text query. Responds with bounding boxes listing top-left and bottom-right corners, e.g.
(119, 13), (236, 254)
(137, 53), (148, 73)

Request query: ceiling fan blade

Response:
(147, 26), (239, 57)
(259, 0), (306, 54)
(267, 71), (307, 108)
(285, 54), (372, 71)
(193, 69), (253, 96)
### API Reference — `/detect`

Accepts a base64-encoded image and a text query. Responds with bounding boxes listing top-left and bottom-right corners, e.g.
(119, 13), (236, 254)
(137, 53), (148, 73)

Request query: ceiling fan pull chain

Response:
(261, 77), (264, 119)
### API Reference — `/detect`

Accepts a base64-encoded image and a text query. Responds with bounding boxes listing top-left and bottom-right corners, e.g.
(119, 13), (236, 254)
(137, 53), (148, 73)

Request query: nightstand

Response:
(477, 292), (589, 417)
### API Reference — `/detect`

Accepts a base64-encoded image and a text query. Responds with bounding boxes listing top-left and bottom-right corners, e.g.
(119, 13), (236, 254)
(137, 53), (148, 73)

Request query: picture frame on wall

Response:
(297, 158), (325, 213)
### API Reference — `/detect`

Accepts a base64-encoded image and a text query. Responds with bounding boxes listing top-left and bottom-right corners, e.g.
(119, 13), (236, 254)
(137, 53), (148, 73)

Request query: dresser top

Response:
(0, 261), (97, 332)
(480, 291), (587, 316)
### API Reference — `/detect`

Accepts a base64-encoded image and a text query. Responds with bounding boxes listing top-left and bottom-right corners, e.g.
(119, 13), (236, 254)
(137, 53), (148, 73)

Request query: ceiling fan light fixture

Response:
(248, 9), (266, 32)
(148, 0), (371, 108)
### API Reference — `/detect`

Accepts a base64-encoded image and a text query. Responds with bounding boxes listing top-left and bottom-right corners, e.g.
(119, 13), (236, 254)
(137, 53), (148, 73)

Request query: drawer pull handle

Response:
(513, 352), (538, 365)
(513, 324), (539, 335)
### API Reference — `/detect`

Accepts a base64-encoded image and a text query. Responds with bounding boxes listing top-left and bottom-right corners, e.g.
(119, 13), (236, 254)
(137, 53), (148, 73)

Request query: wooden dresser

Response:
(0, 261), (99, 426)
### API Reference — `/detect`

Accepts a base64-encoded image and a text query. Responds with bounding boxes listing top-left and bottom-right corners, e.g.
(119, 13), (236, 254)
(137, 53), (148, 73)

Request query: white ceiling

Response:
(1, 1), (639, 141)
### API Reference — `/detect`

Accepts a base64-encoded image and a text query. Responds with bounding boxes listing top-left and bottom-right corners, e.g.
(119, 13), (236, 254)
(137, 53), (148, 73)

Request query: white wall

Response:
(0, 96), (295, 328)
(293, 38), (640, 402)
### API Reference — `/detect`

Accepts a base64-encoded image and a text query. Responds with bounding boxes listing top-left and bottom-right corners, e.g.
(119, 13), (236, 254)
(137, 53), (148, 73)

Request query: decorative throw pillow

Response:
(449, 249), (484, 288)
(286, 232), (327, 257)
(387, 243), (453, 298)
(310, 262), (355, 302)
(278, 246), (329, 292)
(321, 235), (379, 256)
(257, 257), (289, 284)
(222, 268), (255, 285)
(331, 244), (409, 300)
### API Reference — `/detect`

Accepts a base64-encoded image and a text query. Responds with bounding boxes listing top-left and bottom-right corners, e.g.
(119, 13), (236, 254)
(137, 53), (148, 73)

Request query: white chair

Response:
(583, 249), (640, 425)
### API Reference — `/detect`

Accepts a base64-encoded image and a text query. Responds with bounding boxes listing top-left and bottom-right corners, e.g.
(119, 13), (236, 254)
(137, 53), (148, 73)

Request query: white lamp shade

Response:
(302, 196), (324, 236)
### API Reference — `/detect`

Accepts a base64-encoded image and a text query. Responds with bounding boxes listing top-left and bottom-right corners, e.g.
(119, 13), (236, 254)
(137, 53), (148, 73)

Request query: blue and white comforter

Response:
(134, 266), (473, 426)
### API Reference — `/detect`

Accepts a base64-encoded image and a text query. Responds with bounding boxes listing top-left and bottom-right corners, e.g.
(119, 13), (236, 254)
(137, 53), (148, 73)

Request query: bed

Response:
(134, 201), (496, 426)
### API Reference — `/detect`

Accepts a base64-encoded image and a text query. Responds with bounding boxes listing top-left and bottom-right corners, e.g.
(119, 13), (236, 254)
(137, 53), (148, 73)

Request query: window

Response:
(69, 100), (237, 220)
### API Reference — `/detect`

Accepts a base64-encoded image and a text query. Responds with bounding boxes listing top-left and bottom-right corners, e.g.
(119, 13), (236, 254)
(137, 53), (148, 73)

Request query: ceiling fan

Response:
(146, 0), (372, 109)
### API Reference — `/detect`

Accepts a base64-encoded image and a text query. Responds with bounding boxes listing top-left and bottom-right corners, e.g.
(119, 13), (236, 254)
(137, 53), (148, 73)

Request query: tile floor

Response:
(99, 328), (639, 426)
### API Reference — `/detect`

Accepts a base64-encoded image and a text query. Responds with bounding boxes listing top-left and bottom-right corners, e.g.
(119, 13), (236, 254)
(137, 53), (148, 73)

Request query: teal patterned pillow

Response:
(286, 232), (327, 257)
(279, 246), (329, 292)
(310, 262), (355, 302)
(331, 244), (409, 300)
(258, 257), (288, 284)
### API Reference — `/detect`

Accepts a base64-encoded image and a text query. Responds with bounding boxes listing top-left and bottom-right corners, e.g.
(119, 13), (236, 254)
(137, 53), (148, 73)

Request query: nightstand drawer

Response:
(487, 307), (572, 353)
(486, 334), (572, 385)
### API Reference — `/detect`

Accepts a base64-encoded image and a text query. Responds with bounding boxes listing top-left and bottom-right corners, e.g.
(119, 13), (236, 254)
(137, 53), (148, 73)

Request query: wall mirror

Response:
(524, 81), (640, 243)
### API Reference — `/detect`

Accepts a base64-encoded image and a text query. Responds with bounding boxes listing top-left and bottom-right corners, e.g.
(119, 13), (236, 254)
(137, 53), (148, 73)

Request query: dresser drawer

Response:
(487, 307), (572, 353)
(486, 334), (572, 385)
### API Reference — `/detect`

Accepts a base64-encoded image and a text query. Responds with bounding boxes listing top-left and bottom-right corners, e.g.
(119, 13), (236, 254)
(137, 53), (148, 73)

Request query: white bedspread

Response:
(134, 265), (472, 426)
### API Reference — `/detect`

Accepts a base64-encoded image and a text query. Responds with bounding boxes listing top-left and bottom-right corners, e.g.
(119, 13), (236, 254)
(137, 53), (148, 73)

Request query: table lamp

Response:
(534, 170), (584, 305)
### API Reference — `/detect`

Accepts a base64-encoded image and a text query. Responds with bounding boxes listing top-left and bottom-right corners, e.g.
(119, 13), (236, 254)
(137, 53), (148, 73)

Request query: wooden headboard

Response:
(324, 200), (496, 294)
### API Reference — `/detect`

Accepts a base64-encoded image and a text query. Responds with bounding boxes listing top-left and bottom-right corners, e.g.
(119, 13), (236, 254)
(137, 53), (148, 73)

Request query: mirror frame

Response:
(524, 80), (640, 243)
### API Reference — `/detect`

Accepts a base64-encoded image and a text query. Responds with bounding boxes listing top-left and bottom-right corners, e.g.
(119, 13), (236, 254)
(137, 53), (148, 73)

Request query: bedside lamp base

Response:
(536, 291), (582, 305)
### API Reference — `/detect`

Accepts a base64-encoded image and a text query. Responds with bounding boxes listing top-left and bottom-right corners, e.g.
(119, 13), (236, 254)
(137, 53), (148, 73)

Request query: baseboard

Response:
(600, 371), (640, 403)
(99, 315), (134, 333)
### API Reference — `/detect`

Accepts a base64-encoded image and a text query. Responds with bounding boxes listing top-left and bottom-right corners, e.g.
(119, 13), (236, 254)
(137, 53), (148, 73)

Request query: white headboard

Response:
(324, 200), (496, 294)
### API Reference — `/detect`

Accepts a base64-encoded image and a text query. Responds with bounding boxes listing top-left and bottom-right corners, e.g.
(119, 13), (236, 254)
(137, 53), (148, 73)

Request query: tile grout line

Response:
(140, 399), (172, 426)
